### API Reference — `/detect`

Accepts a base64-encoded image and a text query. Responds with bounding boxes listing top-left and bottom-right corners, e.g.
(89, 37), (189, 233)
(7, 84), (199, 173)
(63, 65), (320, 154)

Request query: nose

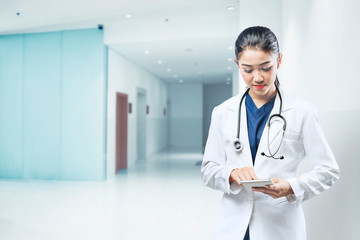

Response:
(253, 70), (264, 83)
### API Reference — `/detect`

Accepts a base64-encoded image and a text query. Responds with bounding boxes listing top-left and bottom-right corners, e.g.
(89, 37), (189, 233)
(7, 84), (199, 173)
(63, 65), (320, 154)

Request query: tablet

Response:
(240, 179), (274, 188)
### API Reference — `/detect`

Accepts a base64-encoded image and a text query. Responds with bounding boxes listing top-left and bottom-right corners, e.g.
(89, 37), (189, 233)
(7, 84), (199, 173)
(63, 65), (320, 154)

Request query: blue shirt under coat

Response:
(245, 93), (275, 165)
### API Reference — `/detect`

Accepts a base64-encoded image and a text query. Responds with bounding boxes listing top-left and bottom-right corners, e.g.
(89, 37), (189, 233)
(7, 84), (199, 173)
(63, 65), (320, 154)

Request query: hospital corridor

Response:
(1, 0), (360, 240)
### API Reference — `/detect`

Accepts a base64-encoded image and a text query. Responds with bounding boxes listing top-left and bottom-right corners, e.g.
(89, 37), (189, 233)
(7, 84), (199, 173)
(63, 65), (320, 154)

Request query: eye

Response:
(262, 67), (271, 72)
(244, 69), (253, 73)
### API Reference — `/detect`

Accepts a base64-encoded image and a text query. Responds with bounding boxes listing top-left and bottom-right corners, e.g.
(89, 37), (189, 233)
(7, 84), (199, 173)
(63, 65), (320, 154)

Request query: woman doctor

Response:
(201, 26), (340, 240)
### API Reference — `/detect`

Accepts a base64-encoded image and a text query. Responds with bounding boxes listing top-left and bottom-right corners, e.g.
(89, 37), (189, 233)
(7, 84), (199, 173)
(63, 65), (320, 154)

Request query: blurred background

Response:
(0, 0), (359, 239)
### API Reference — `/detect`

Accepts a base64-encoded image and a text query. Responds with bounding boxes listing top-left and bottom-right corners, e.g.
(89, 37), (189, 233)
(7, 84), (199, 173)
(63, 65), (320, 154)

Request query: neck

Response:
(249, 85), (277, 108)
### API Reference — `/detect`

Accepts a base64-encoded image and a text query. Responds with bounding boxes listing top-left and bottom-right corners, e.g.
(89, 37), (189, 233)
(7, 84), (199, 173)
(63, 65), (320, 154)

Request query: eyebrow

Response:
(241, 61), (271, 67)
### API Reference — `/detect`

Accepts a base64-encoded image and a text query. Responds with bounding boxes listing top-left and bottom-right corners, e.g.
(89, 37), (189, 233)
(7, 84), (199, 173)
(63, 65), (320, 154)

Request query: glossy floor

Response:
(0, 148), (220, 240)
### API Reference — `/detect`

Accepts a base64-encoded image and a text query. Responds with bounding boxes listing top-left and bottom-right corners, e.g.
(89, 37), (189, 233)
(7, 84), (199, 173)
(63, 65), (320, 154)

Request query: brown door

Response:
(116, 92), (128, 172)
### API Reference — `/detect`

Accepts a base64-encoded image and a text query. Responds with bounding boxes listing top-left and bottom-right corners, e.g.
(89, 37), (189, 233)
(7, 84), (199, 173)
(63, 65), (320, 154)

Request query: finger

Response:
(252, 187), (271, 194)
(235, 176), (242, 186)
(260, 189), (279, 198)
(268, 187), (281, 195)
(253, 188), (278, 198)
(243, 170), (252, 180)
(254, 188), (279, 195)
(238, 171), (247, 181)
(230, 171), (242, 185)
(265, 184), (277, 190)
(272, 178), (280, 184)
(249, 169), (259, 180)
(267, 193), (279, 199)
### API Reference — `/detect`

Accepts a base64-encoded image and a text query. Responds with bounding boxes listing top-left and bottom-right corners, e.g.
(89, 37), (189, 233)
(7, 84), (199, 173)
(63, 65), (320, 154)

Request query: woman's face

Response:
(235, 49), (281, 99)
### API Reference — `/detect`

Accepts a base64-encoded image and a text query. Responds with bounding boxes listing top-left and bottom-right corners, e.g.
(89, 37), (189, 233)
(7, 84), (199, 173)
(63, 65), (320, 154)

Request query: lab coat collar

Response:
(227, 86), (292, 112)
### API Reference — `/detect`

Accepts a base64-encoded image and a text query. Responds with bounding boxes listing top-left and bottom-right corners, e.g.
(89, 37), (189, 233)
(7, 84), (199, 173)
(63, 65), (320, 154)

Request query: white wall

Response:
(282, 1), (360, 239)
(167, 83), (203, 148)
(107, 48), (168, 177)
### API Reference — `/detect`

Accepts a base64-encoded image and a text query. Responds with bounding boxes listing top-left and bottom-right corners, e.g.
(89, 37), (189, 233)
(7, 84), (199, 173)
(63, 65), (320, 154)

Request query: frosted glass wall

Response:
(0, 29), (107, 180)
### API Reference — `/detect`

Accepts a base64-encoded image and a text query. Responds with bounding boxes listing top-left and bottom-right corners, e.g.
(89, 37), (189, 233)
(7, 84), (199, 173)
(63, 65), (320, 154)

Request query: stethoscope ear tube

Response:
(268, 113), (287, 131)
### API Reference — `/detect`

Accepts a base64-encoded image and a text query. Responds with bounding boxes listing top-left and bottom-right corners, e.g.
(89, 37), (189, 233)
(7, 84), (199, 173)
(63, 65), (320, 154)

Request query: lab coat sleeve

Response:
(201, 106), (242, 195)
(287, 107), (340, 203)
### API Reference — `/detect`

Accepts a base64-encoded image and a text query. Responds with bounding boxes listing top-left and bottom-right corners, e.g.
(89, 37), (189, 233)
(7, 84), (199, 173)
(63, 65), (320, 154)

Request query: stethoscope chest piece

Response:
(233, 139), (243, 152)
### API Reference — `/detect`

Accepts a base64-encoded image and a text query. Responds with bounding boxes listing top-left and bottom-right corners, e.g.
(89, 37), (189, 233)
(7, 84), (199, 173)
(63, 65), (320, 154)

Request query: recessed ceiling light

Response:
(228, 58), (232, 61)
(174, 75), (178, 78)
(228, 46), (233, 50)
(227, 77), (231, 81)
(226, 82), (230, 85)
(145, 50), (150, 54)
(167, 68), (171, 72)
(227, 67), (232, 70)
(179, 79), (184, 83)
(227, 6), (235, 11)
(125, 14), (132, 18)
(158, 60), (162, 64)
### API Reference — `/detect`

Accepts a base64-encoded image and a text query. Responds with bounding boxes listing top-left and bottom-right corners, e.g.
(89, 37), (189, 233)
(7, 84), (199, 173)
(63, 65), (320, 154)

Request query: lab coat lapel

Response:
(238, 90), (253, 167)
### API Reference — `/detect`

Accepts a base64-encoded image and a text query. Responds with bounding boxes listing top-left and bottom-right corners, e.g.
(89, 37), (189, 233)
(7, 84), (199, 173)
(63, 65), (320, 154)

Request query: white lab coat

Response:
(201, 87), (340, 240)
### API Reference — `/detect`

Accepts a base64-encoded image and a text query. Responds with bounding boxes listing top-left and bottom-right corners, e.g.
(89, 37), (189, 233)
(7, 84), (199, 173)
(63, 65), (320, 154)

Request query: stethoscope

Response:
(233, 86), (287, 160)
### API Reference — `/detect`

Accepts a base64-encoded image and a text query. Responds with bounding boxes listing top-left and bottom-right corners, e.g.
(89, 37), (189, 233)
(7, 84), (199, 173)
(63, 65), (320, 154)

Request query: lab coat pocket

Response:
(284, 130), (301, 141)
(283, 131), (305, 157)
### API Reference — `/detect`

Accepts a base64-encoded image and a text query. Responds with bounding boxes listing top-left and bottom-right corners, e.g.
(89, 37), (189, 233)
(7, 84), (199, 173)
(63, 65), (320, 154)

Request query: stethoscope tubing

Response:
(233, 86), (287, 159)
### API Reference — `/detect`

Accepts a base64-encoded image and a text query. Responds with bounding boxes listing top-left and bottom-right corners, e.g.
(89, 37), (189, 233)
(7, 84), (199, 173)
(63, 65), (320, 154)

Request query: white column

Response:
(281, 1), (360, 239)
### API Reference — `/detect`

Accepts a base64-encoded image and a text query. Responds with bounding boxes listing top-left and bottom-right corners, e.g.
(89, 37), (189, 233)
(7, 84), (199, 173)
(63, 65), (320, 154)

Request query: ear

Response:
(277, 53), (283, 69)
(234, 58), (239, 67)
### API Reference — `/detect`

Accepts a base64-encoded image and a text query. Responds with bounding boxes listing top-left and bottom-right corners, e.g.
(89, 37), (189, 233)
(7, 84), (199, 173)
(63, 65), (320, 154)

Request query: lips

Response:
(254, 85), (265, 89)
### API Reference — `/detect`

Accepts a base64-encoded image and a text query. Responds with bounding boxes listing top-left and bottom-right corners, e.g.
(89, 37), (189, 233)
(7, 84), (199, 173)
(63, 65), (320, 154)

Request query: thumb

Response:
(272, 178), (280, 184)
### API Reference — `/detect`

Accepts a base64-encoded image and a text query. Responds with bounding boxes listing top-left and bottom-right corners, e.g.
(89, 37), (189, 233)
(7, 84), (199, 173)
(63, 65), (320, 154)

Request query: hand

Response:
(252, 178), (294, 199)
(229, 167), (259, 185)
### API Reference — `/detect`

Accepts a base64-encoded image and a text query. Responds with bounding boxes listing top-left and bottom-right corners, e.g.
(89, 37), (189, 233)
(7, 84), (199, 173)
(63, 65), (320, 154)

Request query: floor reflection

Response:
(0, 147), (220, 240)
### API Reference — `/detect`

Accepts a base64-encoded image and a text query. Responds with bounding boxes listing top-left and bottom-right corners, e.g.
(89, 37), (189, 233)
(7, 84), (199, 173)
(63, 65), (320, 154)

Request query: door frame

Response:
(115, 92), (128, 172)
(136, 88), (147, 161)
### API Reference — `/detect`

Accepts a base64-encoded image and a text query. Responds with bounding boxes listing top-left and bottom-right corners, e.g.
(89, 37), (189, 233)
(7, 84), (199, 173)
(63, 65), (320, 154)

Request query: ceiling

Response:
(0, 0), (240, 84)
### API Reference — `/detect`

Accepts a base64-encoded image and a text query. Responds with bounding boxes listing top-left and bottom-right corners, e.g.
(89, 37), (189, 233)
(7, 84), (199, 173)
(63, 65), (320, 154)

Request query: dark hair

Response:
(235, 26), (281, 88)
